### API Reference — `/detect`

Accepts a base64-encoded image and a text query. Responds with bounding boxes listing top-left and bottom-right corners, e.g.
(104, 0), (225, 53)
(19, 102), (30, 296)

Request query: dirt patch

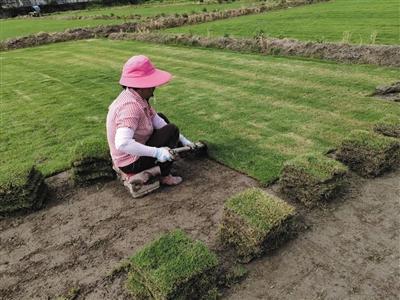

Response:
(110, 32), (400, 67)
(0, 158), (257, 299)
(1, 159), (399, 299)
(226, 170), (400, 300)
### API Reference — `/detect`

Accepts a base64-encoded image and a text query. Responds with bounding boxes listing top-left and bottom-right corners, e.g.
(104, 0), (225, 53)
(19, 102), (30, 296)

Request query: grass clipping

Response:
(219, 188), (296, 263)
(374, 115), (400, 138)
(279, 153), (348, 207)
(336, 130), (400, 177)
(0, 166), (48, 214)
(127, 229), (219, 300)
(71, 139), (115, 185)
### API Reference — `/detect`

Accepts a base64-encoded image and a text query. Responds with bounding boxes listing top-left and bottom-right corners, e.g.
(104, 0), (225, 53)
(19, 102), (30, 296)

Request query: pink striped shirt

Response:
(106, 89), (156, 167)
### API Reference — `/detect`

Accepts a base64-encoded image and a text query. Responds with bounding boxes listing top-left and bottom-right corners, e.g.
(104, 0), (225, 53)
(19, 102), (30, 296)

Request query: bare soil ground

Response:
(227, 169), (400, 300)
(0, 158), (399, 300)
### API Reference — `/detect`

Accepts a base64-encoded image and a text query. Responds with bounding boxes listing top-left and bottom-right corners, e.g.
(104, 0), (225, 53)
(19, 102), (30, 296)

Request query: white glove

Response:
(155, 147), (173, 163)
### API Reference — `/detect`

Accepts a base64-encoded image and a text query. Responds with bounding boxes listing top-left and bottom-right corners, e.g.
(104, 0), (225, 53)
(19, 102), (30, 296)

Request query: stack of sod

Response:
(219, 188), (296, 263)
(336, 130), (400, 177)
(0, 166), (48, 214)
(374, 115), (400, 138)
(127, 229), (219, 299)
(279, 153), (348, 207)
(71, 139), (115, 185)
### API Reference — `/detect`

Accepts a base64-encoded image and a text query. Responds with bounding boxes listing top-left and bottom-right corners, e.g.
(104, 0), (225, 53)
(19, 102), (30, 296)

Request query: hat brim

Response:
(119, 69), (172, 88)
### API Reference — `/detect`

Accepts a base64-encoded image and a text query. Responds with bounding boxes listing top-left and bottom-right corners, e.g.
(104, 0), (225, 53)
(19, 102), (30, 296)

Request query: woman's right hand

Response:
(155, 147), (173, 163)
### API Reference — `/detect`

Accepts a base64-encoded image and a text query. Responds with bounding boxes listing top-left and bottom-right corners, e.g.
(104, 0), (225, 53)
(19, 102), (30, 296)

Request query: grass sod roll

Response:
(374, 115), (400, 138)
(127, 229), (219, 300)
(71, 138), (111, 162)
(279, 153), (348, 207)
(219, 188), (296, 263)
(0, 166), (48, 214)
(336, 130), (400, 177)
(70, 139), (115, 185)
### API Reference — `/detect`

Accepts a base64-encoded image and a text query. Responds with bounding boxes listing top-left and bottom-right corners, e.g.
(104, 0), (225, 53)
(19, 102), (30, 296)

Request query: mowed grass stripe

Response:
(36, 40), (391, 106)
(165, 0), (400, 45)
(1, 39), (399, 183)
(115, 50), (396, 122)
(100, 39), (398, 87)
(2, 41), (396, 127)
(37, 46), (385, 131)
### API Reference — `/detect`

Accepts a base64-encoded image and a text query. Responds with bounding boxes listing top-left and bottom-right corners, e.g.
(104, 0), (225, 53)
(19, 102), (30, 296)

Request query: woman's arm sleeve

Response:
(152, 113), (168, 129)
(115, 127), (157, 157)
(179, 134), (192, 146)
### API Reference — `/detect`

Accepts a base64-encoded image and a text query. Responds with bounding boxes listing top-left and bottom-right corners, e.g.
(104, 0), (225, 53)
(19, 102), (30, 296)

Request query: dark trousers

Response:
(120, 114), (179, 176)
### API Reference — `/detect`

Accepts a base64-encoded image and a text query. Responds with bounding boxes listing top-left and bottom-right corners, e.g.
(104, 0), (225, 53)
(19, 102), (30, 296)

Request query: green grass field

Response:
(55, 0), (257, 17)
(0, 0), (258, 40)
(2, 40), (399, 184)
(165, 0), (400, 45)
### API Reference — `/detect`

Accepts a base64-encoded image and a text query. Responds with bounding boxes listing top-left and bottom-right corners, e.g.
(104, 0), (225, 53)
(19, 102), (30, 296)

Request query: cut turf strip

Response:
(374, 115), (400, 138)
(126, 229), (219, 299)
(279, 153), (348, 207)
(219, 188), (296, 263)
(71, 139), (115, 186)
(0, 166), (48, 214)
(336, 130), (400, 177)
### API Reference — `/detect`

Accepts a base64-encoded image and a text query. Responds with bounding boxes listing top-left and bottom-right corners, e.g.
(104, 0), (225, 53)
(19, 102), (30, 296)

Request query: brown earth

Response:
(227, 169), (400, 300)
(0, 158), (399, 299)
(110, 32), (400, 68)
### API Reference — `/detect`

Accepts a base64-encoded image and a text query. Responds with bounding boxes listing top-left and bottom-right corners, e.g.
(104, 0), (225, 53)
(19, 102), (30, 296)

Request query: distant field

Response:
(1, 39), (398, 184)
(165, 0), (400, 45)
(0, 0), (259, 40)
(55, 0), (258, 17)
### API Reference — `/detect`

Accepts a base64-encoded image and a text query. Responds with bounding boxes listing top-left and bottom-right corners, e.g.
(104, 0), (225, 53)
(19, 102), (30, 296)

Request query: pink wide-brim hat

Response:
(119, 55), (172, 88)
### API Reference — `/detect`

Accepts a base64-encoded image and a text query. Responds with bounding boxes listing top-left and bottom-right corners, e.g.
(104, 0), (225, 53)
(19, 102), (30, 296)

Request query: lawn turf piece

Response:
(127, 229), (219, 300)
(0, 166), (48, 214)
(279, 153), (348, 207)
(336, 130), (400, 177)
(374, 115), (400, 138)
(219, 188), (296, 263)
(70, 139), (115, 185)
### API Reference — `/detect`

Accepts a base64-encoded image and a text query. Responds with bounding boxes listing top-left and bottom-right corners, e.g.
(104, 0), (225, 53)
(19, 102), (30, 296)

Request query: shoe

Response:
(160, 175), (183, 186)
